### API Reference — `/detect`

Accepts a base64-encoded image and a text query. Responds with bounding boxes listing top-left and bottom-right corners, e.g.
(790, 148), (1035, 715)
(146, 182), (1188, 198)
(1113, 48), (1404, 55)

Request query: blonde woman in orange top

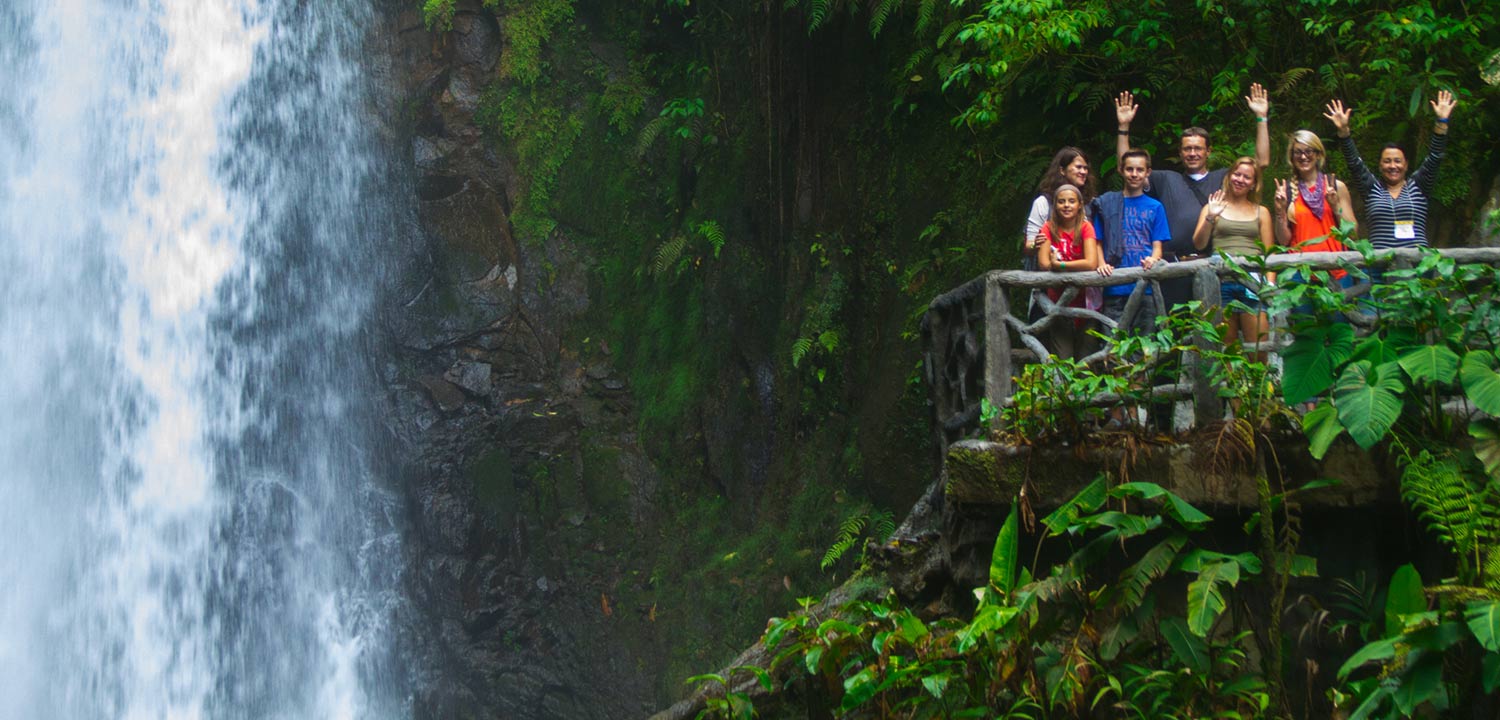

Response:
(1273, 130), (1356, 280)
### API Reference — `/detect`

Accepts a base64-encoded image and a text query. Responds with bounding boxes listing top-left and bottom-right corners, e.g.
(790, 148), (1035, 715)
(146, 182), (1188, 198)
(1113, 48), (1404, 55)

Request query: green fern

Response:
(868, 0), (900, 37)
(821, 519), (865, 571)
(634, 115), (671, 159)
(1400, 449), (1500, 590)
(804, 0), (830, 32)
(914, 0), (937, 35)
(651, 233), (689, 277)
(873, 511), (895, 540)
(900, 47), (931, 77)
(817, 330), (840, 354)
(820, 507), (895, 571)
(695, 220), (726, 258)
(790, 337), (814, 368)
(1277, 66), (1314, 93)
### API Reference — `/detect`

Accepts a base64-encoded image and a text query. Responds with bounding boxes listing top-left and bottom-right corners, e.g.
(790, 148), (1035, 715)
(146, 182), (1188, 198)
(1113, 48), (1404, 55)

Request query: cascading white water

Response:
(0, 1), (407, 718)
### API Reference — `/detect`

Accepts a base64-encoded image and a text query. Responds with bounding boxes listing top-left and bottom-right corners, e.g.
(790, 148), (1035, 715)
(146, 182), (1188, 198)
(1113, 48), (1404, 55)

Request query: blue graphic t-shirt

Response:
(1104, 194), (1171, 297)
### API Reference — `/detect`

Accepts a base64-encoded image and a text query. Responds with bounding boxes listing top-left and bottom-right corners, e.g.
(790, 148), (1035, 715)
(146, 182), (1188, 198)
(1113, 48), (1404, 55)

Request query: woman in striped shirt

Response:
(1323, 90), (1457, 249)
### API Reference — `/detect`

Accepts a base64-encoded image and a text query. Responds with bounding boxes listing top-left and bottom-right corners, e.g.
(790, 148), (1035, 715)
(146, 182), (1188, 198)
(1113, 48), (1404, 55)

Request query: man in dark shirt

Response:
(1112, 86), (1270, 431)
(1115, 84), (1271, 265)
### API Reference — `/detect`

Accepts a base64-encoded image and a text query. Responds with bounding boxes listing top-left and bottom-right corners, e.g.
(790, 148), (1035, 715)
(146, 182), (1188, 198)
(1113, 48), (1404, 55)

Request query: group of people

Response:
(1020, 84), (1457, 362)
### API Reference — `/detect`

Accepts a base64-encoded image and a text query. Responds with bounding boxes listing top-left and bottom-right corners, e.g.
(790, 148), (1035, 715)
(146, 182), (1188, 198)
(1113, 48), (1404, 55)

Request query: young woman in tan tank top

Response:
(1192, 158), (1275, 357)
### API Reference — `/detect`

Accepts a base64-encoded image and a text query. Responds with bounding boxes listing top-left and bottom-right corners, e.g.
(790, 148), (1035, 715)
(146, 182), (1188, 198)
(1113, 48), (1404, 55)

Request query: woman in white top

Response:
(1022, 147), (1096, 270)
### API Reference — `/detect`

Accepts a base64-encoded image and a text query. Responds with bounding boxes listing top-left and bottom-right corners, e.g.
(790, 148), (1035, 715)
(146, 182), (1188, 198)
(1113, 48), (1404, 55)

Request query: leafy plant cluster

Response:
(996, 296), (1293, 447)
(692, 476), (1303, 718)
(1333, 561), (1500, 719)
(1253, 244), (1500, 718)
(1268, 243), (1500, 465)
(772, 0), (1499, 221)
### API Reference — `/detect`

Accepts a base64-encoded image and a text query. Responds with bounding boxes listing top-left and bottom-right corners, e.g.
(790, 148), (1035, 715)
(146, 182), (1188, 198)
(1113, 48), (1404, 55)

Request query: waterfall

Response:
(0, 1), (408, 717)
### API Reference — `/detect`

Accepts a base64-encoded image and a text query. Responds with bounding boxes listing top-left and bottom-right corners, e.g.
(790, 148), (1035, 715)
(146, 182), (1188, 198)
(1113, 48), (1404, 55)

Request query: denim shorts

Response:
(1220, 281), (1260, 311)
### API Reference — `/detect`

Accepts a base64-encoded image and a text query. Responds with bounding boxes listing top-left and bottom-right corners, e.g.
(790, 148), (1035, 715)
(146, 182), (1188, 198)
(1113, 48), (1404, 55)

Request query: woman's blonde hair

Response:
(1220, 157), (1262, 204)
(1285, 130), (1326, 171)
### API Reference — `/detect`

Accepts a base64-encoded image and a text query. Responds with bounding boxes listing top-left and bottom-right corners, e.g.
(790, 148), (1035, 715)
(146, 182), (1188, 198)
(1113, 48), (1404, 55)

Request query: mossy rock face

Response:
(943, 436), (1397, 514)
(943, 440), (1009, 505)
(468, 447), (519, 532)
(581, 441), (628, 516)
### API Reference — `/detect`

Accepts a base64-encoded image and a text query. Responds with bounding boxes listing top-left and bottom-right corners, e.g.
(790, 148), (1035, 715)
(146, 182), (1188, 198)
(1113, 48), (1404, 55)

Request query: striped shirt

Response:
(1339, 132), (1447, 249)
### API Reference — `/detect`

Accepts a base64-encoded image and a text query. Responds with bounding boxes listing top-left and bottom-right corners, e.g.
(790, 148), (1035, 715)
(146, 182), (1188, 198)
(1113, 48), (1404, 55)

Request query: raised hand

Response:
(1323, 99), (1353, 136)
(1205, 190), (1229, 219)
(1245, 82), (1269, 119)
(1115, 91), (1138, 128)
(1273, 179), (1289, 209)
(1431, 89), (1457, 121)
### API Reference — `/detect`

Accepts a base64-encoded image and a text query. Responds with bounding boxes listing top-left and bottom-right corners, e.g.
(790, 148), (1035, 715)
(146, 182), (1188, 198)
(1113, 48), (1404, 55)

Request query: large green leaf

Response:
(1385, 564), (1426, 638)
(1345, 683), (1393, 720)
(988, 502), (1019, 602)
(1282, 323), (1355, 405)
(1081, 511), (1161, 539)
(1468, 601), (1500, 652)
(1462, 350), (1500, 415)
(803, 646), (824, 675)
(955, 604), (1019, 653)
(1282, 552), (1319, 577)
(1114, 535), (1186, 612)
(1041, 475), (1108, 535)
(1334, 361), (1406, 449)
(1177, 548), (1263, 575)
(1337, 636), (1399, 681)
(1110, 481), (1211, 528)
(1186, 560), (1239, 636)
(1404, 620), (1464, 652)
(1391, 653), (1445, 715)
(1398, 344), (1461, 386)
(1485, 653), (1500, 694)
(1350, 327), (1418, 366)
(1100, 596), (1153, 662)
(921, 673), (951, 700)
(1471, 419), (1500, 483)
(1302, 399), (1344, 460)
(841, 666), (879, 711)
(1160, 616), (1210, 674)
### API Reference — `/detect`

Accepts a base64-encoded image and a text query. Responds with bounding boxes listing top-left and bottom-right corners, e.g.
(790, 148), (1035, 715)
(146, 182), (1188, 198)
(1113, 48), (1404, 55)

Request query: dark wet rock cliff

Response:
(368, 3), (665, 717)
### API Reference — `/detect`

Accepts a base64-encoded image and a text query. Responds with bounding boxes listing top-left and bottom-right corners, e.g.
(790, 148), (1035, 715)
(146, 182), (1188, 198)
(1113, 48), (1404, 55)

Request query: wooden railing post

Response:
(1190, 266), (1223, 427)
(984, 273), (1012, 421)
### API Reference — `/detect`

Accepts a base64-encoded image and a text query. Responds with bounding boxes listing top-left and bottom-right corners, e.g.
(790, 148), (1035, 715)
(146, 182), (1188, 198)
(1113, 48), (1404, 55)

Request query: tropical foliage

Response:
(693, 477), (1293, 718)
(414, 0), (1500, 713)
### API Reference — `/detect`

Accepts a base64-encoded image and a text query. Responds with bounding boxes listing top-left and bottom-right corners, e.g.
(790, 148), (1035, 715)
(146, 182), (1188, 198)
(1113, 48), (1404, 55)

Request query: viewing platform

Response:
(920, 247), (1500, 515)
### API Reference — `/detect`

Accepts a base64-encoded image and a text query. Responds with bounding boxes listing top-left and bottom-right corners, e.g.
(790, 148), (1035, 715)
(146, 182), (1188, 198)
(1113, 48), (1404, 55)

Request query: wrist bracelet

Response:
(1255, 117), (1267, 123)
(1437, 118), (1450, 124)
(1116, 130), (1130, 136)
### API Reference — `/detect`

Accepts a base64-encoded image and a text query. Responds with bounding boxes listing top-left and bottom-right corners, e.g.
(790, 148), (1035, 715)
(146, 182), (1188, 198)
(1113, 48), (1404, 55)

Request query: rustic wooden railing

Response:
(920, 247), (1500, 450)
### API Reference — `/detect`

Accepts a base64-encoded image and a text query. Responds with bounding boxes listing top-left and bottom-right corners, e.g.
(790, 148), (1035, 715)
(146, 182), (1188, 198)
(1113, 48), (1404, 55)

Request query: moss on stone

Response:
(468, 447), (519, 531)
(580, 441), (628, 516)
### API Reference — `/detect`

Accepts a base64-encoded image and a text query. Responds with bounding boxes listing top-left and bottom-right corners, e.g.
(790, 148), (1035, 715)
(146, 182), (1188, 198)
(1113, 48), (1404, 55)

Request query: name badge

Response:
(1394, 220), (1416, 240)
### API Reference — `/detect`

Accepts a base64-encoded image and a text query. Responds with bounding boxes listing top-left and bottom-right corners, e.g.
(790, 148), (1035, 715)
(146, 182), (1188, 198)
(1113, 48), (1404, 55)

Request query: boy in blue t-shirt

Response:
(1089, 149), (1171, 430)
(1092, 148), (1170, 336)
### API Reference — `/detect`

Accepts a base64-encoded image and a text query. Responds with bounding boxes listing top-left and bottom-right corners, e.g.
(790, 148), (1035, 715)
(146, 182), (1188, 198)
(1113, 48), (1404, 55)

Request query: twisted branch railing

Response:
(921, 247), (1500, 450)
